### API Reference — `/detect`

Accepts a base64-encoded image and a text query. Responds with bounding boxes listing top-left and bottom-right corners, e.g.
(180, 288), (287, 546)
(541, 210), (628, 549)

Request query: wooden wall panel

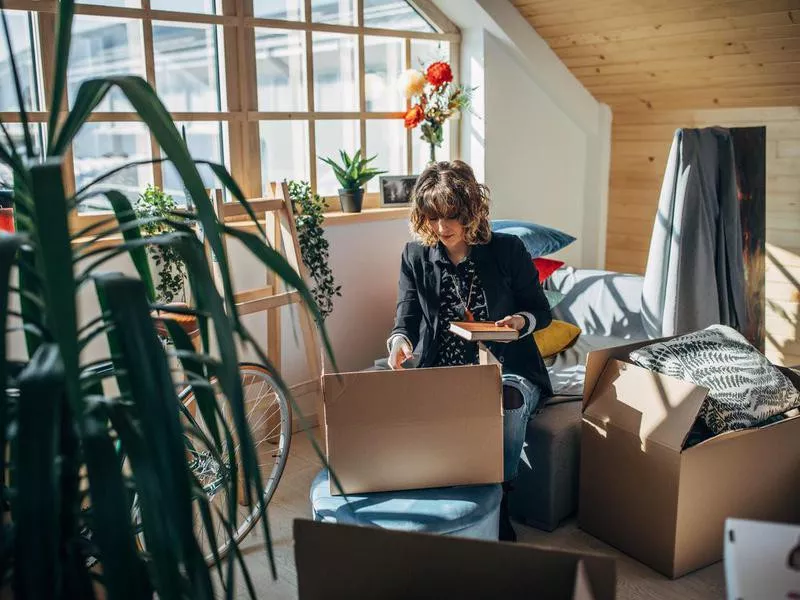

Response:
(606, 107), (800, 366)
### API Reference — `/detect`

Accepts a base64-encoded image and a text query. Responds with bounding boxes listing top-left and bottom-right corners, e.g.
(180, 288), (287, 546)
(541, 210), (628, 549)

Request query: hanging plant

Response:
(288, 180), (342, 320)
(135, 184), (188, 304)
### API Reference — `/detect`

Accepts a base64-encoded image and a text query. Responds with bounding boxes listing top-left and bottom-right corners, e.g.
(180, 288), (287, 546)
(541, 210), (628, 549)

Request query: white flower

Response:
(398, 69), (426, 99)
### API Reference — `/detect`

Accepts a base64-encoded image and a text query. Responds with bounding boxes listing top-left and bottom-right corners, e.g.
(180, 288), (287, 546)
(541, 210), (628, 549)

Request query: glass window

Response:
(315, 120), (359, 197)
(312, 32), (358, 112)
(410, 38), (449, 71)
(151, 0), (218, 14)
(162, 122), (227, 207)
(255, 28), (307, 112)
(411, 119), (450, 173)
(366, 119), (405, 191)
(311, 0), (356, 25)
(153, 22), (224, 113)
(73, 122), (153, 211)
(253, 0), (304, 21)
(0, 124), (43, 188)
(259, 121), (310, 192)
(75, 0), (141, 7)
(364, 0), (434, 32)
(69, 16), (146, 112)
(0, 10), (40, 112)
(364, 36), (404, 112)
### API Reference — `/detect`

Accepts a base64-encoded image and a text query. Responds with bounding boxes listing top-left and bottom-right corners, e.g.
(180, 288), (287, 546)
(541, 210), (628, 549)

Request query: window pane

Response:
(70, 16), (146, 112)
(259, 121), (309, 192)
(73, 122), (153, 212)
(311, 0), (356, 25)
(151, 0), (217, 14)
(364, 0), (434, 32)
(76, 0), (141, 7)
(366, 119), (406, 192)
(162, 122), (227, 207)
(412, 119), (450, 173)
(154, 22), (223, 113)
(253, 0), (304, 20)
(410, 39), (449, 71)
(312, 32), (358, 112)
(315, 120), (359, 197)
(255, 28), (307, 112)
(364, 36), (404, 112)
(0, 124), (43, 188)
(0, 11), (39, 112)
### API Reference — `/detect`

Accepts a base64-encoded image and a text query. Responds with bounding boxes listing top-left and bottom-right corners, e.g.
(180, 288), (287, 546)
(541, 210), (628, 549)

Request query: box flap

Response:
(583, 336), (674, 410)
(294, 519), (616, 600)
(322, 364), (504, 494)
(584, 359), (709, 452)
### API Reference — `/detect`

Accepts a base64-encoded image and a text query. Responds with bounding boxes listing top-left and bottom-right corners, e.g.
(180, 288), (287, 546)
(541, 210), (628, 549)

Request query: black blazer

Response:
(391, 232), (553, 396)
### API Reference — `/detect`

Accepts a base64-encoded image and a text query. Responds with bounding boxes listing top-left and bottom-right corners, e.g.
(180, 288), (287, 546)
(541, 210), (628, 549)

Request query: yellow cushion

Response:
(534, 320), (581, 358)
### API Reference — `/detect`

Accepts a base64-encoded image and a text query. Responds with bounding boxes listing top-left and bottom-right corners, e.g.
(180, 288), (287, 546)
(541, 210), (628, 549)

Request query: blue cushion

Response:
(491, 219), (576, 258)
(310, 470), (502, 536)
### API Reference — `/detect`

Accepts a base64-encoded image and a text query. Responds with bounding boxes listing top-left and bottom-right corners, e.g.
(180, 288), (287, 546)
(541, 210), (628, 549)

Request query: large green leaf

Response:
(53, 77), (241, 339)
(13, 344), (63, 599)
(102, 190), (156, 302)
(95, 273), (213, 600)
(222, 224), (338, 372)
(45, 0), (75, 151)
(28, 159), (80, 411)
(82, 402), (151, 600)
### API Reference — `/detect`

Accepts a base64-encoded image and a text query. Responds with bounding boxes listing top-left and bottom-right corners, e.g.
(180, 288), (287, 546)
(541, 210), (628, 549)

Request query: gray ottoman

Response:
(508, 399), (582, 531)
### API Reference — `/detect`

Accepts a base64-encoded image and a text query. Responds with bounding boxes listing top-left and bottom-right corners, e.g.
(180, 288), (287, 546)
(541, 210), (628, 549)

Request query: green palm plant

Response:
(0, 1), (336, 598)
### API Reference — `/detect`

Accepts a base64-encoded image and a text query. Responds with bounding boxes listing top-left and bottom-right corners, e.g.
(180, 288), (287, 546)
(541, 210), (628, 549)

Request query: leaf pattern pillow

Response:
(628, 325), (800, 434)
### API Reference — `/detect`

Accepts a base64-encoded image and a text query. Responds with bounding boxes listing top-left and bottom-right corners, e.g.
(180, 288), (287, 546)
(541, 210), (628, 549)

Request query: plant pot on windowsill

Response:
(338, 188), (364, 213)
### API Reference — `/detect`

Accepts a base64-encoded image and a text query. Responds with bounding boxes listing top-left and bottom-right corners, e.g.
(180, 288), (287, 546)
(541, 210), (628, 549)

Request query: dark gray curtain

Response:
(642, 127), (746, 338)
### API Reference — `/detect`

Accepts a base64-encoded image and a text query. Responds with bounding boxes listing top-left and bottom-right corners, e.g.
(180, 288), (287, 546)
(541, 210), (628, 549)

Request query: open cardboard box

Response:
(294, 519), (617, 600)
(578, 337), (800, 579)
(320, 362), (504, 495)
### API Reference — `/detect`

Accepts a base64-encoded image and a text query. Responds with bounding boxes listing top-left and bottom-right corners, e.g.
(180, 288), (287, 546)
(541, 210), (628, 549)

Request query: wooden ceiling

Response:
(511, 0), (800, 111)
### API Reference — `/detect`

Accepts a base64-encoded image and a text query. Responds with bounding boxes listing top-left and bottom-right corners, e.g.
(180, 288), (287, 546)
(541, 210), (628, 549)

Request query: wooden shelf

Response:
(322, 207), (410, 226)
(71, 206), (410, 248)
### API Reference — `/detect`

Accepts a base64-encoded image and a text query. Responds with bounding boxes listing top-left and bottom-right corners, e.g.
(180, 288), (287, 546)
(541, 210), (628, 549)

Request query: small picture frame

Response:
(379, 175), (418, 208)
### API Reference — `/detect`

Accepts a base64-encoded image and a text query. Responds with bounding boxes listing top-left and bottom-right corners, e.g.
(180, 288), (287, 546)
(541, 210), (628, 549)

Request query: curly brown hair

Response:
(409, 160), (492, 247)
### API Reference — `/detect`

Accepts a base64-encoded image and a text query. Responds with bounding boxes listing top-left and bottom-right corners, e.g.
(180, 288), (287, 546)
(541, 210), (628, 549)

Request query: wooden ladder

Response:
(206, 182), (322, 420)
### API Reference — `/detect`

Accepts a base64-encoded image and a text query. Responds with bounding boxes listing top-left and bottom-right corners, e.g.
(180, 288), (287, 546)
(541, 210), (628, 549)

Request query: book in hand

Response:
(448, 321), (519, 342)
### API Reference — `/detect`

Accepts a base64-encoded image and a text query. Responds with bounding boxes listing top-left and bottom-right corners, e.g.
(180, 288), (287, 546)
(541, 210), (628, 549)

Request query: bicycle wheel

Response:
(135, 363), (292, 564)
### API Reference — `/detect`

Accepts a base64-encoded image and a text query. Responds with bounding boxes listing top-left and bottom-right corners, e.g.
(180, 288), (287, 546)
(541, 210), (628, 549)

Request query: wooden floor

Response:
(231, 429), (725, 599)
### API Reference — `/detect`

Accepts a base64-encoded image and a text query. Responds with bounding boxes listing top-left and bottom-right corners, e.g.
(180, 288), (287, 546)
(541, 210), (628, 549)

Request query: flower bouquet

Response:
(399, 61), (472, 163)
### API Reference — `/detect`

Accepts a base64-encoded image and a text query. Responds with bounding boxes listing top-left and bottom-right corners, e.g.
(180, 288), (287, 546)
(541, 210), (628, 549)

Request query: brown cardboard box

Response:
(321, 363), (503, 495)
(294, 519), (617, 600)
(579, 338), (800, 579)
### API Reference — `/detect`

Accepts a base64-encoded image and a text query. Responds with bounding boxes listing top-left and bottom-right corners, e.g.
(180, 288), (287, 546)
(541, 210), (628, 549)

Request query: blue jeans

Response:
(502, 374), (542, 481)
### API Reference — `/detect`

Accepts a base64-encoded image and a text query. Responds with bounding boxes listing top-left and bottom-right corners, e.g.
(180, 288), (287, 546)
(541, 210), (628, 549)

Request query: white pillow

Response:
(628, 325), (800, 435)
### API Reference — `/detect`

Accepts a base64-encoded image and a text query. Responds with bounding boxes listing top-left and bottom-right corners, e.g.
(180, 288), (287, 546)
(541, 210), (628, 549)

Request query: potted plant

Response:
(320, 150), (386, 213)
(288, 180), (342, 319)
(0, 1), (337, 597)
(135, 184), (188, 303)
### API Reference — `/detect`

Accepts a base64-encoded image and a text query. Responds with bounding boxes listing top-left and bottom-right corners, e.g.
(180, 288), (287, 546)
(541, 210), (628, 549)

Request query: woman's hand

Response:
(389, 336), (414, 369)
(495, 315), (526, 342)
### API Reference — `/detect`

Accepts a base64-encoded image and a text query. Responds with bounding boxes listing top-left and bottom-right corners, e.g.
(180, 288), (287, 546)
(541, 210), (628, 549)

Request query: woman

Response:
(387, 160), (553, 541)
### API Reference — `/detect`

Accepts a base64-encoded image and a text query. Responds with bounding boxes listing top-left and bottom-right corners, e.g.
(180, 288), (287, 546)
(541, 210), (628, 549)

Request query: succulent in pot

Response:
(320, 150), (386, 213)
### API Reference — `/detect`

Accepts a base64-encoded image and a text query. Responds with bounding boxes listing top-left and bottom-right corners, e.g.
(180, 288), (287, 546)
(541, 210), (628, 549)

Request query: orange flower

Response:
(404, 104), (425, 128)
(426, 61), (453, 88)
